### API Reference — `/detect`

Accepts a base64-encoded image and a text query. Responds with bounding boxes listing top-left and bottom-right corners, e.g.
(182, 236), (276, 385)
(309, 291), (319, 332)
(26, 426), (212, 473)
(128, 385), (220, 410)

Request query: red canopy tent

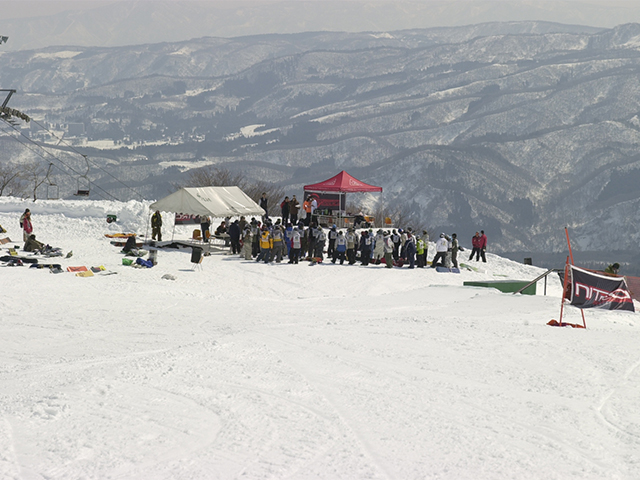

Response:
(303, 171), (382, 227)
(304, 170), (383, 194)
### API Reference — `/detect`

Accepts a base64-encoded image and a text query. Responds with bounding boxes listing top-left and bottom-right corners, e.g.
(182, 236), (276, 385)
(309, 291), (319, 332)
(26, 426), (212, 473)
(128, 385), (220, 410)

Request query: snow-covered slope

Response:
(1, 196), (639, 479)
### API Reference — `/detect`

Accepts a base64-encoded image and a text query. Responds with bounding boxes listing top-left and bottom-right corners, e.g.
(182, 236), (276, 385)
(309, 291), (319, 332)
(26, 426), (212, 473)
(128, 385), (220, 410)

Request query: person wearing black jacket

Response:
(228, 220), (241, 254)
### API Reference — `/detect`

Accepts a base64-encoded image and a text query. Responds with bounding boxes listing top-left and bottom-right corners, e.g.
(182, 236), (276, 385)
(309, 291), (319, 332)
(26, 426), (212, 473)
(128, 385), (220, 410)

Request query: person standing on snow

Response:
(280, 196), (290, 225)
(416, 235), (426, 268)
(345, 228), (359, 265)
(327, 225), (338, 258)
(405, 231), (416, 269)
(271, 223), (286, 263)
(260, 192), (269, 222)
(241, 225), (253, 260)
(431, 233), (449, 267)
(359, 230), (373, 266)
(228, 220), (241, 254)
(469, 231), (481, 261)
(373, 229), (385, 264)
(256, 226), (273, 263)
(289, 195), (300, 225)
(21, 209), (33, 242)
(450, 233), (464, 269)
(289, 227), (302, 264)
(150, 210), (162, 242)
(332, 230), (347, 264)
(383, 231), (394, 268)
(479, 230), (487, 263)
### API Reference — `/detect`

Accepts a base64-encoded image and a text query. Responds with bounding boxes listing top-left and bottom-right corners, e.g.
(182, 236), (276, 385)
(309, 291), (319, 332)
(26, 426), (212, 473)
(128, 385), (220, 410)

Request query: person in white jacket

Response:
(430, 233), (449, 268)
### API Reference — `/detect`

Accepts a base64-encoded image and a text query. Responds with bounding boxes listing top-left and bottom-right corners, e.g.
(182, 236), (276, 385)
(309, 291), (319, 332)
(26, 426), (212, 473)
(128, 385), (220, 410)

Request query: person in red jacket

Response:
(469, 231), (481, 261)
(479, 230), (487, 262)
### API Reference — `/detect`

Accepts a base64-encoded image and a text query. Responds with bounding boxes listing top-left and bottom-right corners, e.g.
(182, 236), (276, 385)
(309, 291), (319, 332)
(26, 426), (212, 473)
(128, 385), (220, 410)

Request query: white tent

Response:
(149, 186), (264, 217)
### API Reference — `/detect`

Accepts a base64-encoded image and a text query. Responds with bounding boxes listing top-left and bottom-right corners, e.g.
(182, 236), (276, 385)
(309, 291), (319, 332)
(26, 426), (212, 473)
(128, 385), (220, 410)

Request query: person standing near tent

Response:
(373, 229), (385, 264)
(271, 223), (286, 263)
(479, 230), (487, 262)
(151, 210), (162, 242)
(241, 224), (253, 260)
(345, 228), (358, 265)
(359, 230), (372, 265)
(20, 209), (33, 242)
(332, 230), (347, 264)
(289, 227), (301, 264)
(228, 220), (241, 254)
(303, 196), (312, 226)
(260, 192), (269, 222)
(256, 226), (273, 263)
(383, 231), (394, 268)
(280, 196), (290, 225)
(289, 195), (300, 225)
(200, 215), (211, 242)
(310, 197), (318, 225)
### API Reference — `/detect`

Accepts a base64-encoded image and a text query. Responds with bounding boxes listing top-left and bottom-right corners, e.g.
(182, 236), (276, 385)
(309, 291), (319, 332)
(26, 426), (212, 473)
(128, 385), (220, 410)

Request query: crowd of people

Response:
(210, 215), (489, 269)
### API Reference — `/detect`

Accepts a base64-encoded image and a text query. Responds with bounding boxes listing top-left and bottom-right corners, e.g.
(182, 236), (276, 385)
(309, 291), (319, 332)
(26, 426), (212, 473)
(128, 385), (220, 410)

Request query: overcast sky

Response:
(1, 0), (639, 51)
(1, 0), (621, 20)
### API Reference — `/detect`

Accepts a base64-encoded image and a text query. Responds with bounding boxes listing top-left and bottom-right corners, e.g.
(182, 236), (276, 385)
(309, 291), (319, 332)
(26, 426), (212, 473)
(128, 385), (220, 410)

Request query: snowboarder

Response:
(431, 233), (449, 268)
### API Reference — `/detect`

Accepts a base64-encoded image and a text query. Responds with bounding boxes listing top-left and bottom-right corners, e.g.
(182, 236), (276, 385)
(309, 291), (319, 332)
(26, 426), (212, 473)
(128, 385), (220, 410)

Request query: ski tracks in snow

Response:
(0, 417), (20, 480)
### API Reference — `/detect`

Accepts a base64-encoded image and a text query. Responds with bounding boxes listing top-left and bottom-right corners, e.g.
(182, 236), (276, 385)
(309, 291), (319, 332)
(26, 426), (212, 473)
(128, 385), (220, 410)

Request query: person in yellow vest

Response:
(256, 227), (273, 263)
(271, 223), (286, 263)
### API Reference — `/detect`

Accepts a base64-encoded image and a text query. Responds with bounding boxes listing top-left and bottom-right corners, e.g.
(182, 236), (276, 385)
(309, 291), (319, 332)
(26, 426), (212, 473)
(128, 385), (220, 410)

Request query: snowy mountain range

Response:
(3, 21), (640, 257)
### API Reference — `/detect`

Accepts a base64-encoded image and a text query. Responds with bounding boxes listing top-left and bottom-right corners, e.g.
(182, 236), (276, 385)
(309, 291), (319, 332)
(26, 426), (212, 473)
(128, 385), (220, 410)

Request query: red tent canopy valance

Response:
(303, 171), (382, 193)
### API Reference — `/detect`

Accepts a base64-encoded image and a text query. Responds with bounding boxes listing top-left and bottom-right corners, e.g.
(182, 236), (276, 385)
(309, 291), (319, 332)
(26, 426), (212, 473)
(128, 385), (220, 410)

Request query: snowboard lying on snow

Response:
(435, 266), (461, 273)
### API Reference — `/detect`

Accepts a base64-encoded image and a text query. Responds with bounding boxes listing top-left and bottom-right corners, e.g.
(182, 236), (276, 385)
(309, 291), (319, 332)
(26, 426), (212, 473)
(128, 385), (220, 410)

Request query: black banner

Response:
(570, 265), (635, 312)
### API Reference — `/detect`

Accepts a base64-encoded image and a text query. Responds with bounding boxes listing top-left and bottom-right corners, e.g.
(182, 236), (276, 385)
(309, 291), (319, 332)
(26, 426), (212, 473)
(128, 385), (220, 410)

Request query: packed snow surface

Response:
(1, 197), (639, 480)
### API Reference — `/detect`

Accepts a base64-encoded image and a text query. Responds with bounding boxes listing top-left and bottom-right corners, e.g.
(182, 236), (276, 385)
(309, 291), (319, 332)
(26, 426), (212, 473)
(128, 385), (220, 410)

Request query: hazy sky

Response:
(1, 0), (617, 20)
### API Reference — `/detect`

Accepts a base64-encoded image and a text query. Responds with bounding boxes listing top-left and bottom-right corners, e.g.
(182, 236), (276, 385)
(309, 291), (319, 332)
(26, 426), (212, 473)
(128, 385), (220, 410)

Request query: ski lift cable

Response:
(0, 120), (115, 201)
(0, 119), (118, 202)
(29, 118), (146, 202)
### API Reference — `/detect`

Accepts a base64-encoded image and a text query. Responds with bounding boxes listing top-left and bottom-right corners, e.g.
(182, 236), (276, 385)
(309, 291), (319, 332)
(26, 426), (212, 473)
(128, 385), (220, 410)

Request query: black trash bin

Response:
(191, 246), (203, 264)
(524, 257), (532, 265)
